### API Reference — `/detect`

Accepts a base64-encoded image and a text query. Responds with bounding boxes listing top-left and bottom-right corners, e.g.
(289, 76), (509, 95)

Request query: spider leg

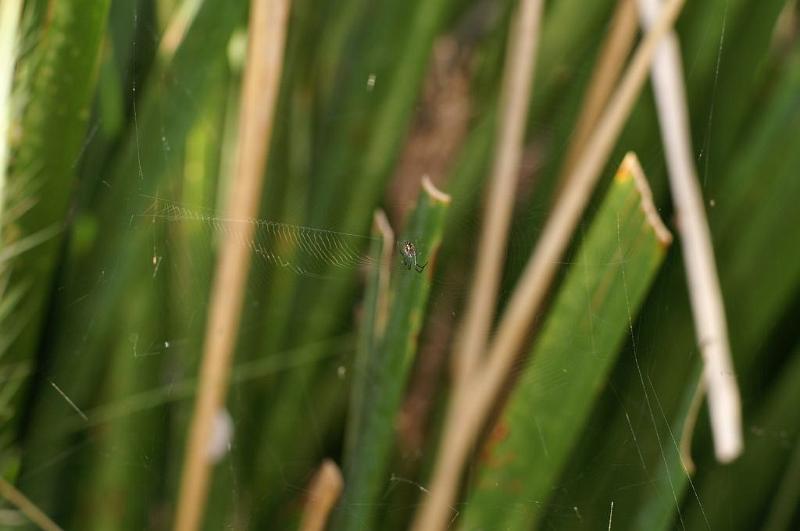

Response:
(415, 261), (427, 273)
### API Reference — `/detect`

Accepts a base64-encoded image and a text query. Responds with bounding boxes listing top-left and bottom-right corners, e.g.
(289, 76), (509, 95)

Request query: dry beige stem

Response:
(173, 1), (291, 530)
(453, 0), (545, 388)
(411, 1), (686, 529)
(158, 0), (203, 60)
(298, 460), (344, 531)
(0, 478), (63, 531)
(637, 0), (742, 462)
(558, 0), (638, 184)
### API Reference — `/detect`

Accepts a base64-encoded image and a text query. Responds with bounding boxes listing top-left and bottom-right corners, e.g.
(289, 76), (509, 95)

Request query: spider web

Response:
(136, 196), (383, 279)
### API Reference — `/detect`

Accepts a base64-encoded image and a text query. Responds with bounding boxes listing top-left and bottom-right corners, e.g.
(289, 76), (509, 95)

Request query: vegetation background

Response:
(1, 0), (799, 530)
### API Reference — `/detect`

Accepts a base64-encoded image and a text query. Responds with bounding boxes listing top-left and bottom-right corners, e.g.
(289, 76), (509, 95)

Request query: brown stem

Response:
(0, 478), (63, 531)
(453, 0), (544, 394)
(173, 1), (291, 530)
(557, 0), (638, 186)
(299, 459), (344, 531)
(637, 0), (742, 461)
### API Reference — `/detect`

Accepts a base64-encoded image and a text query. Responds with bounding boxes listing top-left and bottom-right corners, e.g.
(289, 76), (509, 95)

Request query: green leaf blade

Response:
(1, 0), (111, 440)
(462, 154), (671, 531)
(335, 179), (450, 531)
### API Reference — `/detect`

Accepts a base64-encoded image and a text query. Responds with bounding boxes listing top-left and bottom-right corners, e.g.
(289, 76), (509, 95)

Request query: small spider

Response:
(399, 240), (427, 273)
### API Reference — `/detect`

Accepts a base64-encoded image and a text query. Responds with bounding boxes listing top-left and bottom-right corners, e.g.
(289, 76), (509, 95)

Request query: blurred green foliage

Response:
(0, 0), (798, 530)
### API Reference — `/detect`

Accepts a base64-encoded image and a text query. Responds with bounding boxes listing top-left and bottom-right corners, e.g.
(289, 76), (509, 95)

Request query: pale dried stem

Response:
(411, 1), (686, 529)
(637, 0), (742, 461)
(298, 459), (344, 531)
(453, 0), (544, 388)
(558, 0), (638, 184)
(158, 0), (202, 61)
(0, 478), (63, 531)
(173, 1), (290, 530)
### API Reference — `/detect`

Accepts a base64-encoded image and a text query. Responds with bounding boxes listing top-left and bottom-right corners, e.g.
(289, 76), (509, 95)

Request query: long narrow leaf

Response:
(17, 0), (244, 514)
(345, 211), (393, 465)
(462, 154), (671, 530)
(1, 0), (110, 438)
(334, 178), (450, 531)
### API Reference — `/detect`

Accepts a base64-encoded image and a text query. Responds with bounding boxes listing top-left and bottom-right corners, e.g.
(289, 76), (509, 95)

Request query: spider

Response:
(399, 240), (427, 273)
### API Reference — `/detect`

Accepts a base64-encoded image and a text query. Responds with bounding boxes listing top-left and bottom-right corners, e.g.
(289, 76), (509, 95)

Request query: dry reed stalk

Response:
(298, 460), (344, 531)
(453, 0), (544, 389)
(558, 0), (638, 184)
(0, 478), (63, 531)
(637, 0), (742, 461)
(158, 0), (203, 60)
(173, 1), (290, 529)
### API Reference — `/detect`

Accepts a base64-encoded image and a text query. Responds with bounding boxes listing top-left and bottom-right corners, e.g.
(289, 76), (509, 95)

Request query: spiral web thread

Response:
(142, 199), (379, 278)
